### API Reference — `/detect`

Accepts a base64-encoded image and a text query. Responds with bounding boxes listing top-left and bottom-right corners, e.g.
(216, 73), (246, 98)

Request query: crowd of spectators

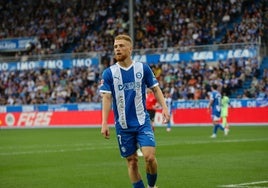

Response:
(0, 0), (267, 105)
(0, 56), (267, 106)
(0, 66), (101, 105)
(0, 0), (266, 55)
(152, 56), (267, 101)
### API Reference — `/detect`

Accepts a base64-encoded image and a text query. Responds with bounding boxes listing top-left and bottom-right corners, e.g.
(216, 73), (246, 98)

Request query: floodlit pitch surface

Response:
(0, 126), (268, 188)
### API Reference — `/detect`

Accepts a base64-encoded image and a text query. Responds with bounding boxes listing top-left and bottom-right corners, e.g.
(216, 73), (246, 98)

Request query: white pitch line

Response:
(159, 137), (268, 146)
(0, 142), (112, 150)
(0, 145), (114, 156)
(219, 180), (268, 188)
(0, 137), (267, 156)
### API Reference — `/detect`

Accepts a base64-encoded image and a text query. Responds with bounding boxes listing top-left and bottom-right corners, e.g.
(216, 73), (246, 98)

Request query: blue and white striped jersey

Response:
(209, 90), (222, 118)
(165, 97), (173, 114)
(99, 61), (158, 129)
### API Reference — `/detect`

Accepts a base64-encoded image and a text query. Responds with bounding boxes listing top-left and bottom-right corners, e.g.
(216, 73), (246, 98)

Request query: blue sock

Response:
(167, 121), (171, 128)
(217, 124), (224, 131)
(133, 180), (145, 188)
(147, 173), (157, 187)
(213, 125), (218, 134)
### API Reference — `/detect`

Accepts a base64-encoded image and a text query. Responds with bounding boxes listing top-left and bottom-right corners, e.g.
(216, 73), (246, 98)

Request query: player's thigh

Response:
(141, 146), (156, 157)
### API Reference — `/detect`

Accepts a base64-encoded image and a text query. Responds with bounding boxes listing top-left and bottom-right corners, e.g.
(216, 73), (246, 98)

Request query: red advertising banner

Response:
(170, 107), (268, 125)
(0, 111), (113, 128)
(0, 107), (267, 128)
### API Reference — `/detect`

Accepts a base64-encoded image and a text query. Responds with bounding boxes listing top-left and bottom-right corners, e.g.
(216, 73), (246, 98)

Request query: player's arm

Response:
(101, 92), (112, 139)
(208, 99), (213, 109)
(151, 86), (170, 123)
(207, 93), (213, 114)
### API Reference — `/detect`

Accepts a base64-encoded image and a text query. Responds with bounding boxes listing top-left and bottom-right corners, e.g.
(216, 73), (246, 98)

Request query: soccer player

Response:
(146, 88), (158, 130)
(221, 91), (230, 135)
(100, 34), (170, 188)
(163, 89), (173, 132)
(207, 84), (225, 138)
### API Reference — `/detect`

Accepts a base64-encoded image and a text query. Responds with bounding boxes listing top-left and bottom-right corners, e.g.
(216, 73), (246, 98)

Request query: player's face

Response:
(114, 39), (132, 62)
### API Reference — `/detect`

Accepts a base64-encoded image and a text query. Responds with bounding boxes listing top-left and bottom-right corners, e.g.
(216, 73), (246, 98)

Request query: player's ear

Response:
(129, 45), (132, 55)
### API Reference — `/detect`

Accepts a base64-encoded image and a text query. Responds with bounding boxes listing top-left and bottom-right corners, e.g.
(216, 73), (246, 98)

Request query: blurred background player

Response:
(164, 89), (172, 132)
(221, 91), (231, 135)
(207, 84), (225, 138)
(146, 88), (158, 131)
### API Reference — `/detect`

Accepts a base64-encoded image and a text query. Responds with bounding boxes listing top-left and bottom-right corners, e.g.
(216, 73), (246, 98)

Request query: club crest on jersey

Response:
(136, 72), (142, 79)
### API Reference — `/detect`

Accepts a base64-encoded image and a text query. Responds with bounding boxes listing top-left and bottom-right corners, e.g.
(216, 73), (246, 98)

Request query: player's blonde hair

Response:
(114, 34), (133, 46)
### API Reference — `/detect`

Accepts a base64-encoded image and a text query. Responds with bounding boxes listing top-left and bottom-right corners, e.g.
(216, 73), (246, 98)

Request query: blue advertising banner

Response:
(0, 47), (257, 71)
(133, 48), (257, 63)
(173, 99), (268, 109)
(0, 37), (38, 51)
(0, 103), (102, 113)
(0, 58), (99, 71)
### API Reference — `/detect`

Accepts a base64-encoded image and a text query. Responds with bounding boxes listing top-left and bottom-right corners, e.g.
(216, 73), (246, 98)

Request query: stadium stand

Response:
(0, 0), (267, 105)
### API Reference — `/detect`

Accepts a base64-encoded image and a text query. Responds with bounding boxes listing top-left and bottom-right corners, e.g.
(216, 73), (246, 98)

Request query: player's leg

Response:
(166, 111), (172, 132)
(221, 111), (229, 135)
(117, 131), (145, 188)
(166, 121), (171, 132)
(211, 121), (217, 138)
(142, 146), (158, 188)
(211, 115), (218, 138)
(137, 125), (158, 187)
(126, 154), (145, 188)
(211, 115), (224, 138)
(166, 109), (172, 132)
(223, 116), (230, 135)
(222, 116), (227, 128)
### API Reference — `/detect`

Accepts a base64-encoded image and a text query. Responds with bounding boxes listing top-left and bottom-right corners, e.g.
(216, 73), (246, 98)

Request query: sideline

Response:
(0, 137), (267, 156)
(219, 180), (268, 187)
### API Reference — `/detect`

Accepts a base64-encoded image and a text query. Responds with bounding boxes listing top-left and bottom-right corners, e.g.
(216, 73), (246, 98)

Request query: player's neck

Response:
(118, 59), (133, 68)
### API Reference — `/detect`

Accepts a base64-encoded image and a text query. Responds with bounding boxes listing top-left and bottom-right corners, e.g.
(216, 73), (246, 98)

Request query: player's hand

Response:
(101, 125), (110, 139)
(162, 109), (170, 124)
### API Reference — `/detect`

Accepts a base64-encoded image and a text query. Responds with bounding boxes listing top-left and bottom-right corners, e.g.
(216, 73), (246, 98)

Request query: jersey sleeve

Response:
(143, 63), (158, 88)
(99, 68), (112, 94)
(208, 92), (213, 101)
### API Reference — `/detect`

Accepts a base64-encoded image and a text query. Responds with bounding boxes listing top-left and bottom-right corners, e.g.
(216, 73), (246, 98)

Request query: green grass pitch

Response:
(0, 126), (268, 188)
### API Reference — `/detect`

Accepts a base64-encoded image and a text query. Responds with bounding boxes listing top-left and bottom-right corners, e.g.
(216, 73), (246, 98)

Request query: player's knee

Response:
(126, 155), (139, 170)
(144, 154), (156, 165)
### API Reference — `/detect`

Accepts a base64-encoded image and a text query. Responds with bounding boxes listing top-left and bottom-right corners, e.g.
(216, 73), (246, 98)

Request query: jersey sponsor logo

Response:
(118, 82), (141, 91)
